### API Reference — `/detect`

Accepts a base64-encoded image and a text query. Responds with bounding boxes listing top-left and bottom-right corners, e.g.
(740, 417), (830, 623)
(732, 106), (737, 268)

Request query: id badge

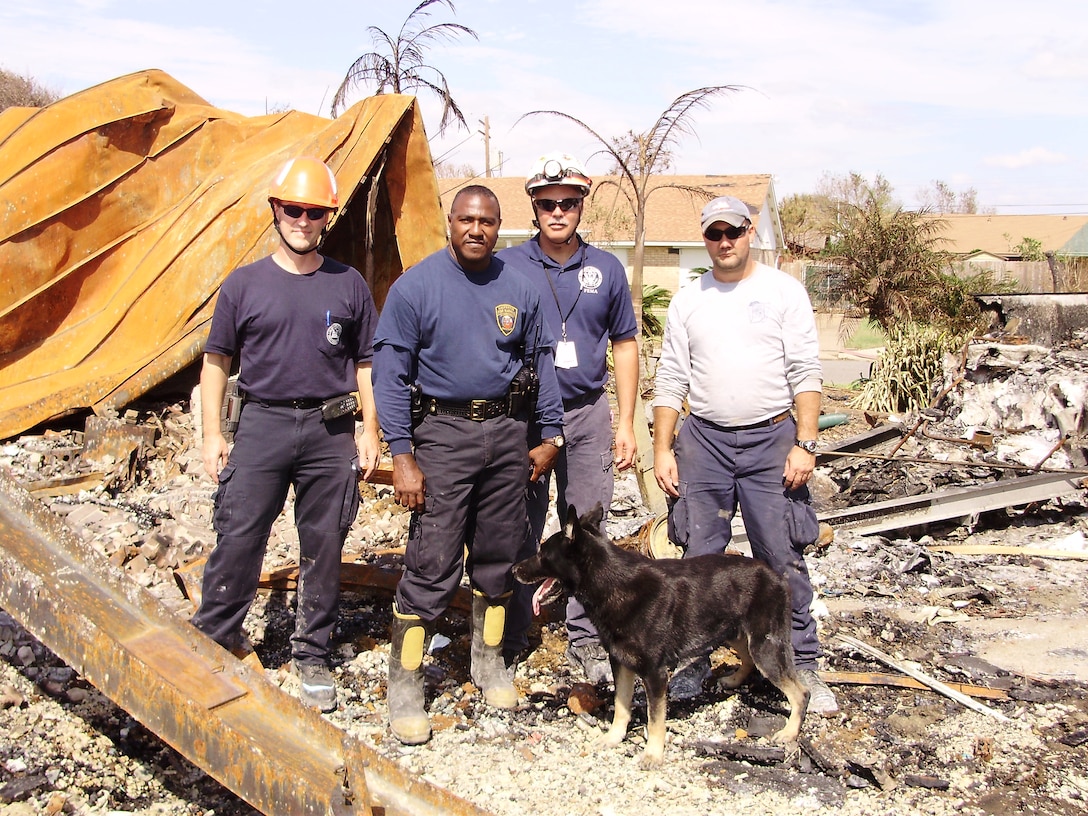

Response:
(555, 340), (579, 369)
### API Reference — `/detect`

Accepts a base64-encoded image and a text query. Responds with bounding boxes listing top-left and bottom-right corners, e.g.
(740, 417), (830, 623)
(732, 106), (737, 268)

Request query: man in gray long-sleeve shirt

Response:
(652, 195), (839, 716)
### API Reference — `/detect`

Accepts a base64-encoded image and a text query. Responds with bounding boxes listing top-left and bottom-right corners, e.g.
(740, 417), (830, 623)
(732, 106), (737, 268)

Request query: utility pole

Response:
(478, 116), (491, 177)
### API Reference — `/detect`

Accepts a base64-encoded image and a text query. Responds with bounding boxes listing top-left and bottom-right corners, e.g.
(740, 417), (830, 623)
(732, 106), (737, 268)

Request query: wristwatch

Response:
(542, 435), (565, 449)
(795, 439), (818, 454)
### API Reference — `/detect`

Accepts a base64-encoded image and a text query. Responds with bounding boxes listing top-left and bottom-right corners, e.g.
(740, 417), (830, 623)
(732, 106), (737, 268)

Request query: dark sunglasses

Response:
(280, 203), (330, 220)
(703, 223), (749, 242)
(533, 197), (582, 212)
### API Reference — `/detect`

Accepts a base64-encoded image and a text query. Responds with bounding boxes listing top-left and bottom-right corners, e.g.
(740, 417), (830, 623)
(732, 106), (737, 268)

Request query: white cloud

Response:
(984, 147), (1068, 170)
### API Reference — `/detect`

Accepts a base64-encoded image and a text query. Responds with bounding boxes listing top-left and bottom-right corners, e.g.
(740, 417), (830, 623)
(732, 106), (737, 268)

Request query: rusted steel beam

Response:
(0, 469), (493, 816)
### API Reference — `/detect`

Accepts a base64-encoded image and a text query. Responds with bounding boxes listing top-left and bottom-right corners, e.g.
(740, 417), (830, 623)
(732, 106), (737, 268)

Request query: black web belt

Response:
(422, 395), (508, 421)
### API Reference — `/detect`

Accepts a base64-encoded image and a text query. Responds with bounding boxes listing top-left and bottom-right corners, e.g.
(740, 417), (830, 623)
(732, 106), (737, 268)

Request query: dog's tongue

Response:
(531, 578), (556, 617)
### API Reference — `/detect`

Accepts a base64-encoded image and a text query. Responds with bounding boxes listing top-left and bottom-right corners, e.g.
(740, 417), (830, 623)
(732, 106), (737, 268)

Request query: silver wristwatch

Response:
(542, 435), (565, 449)
(795, 439), (818, 454)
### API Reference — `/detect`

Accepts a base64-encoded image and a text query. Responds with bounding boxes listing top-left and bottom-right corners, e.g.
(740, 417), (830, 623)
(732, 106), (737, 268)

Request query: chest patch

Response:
(579, 265), (603, 293)
(495, 304), (518, 336)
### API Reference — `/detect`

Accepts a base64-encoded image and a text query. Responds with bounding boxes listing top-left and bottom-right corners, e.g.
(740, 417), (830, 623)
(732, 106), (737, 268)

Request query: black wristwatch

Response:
(795, 439), (818, 454)
(542, 435), (565, 449)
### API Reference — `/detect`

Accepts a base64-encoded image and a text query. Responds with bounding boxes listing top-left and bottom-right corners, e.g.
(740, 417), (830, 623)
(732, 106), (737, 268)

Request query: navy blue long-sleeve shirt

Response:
(373, 248), (563, 456)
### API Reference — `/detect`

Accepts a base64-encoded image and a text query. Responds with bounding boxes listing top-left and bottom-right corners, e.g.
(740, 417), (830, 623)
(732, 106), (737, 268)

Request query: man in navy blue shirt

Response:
(373, 185), (564, 744)
(192, 156), (381, 713)
(497, 153), (639, 684)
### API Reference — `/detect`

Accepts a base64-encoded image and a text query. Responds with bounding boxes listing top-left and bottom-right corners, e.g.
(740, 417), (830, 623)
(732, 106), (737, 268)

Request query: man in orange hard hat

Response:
(192, 156), (381, 712)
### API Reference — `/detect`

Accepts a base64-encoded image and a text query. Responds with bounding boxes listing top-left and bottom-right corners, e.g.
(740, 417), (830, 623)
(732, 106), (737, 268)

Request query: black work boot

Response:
(470, 590), (518, 709)
(387, 603), (431, 745)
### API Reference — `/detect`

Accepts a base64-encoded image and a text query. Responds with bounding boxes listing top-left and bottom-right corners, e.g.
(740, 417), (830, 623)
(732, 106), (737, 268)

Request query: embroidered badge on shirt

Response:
(495, 304), (518, 336)
(747, 301), (766, 323)
(579, 266), (602, 293)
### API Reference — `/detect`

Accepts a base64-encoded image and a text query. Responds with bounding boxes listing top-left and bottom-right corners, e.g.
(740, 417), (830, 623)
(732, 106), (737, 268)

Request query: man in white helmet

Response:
(498, 152), (639, 684)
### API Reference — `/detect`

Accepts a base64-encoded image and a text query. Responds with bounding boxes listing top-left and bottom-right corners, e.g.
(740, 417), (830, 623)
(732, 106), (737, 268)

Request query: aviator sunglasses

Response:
(533, 197), (583, 213)
(703, 223), (750, 242)
(279, 203), (331, 220)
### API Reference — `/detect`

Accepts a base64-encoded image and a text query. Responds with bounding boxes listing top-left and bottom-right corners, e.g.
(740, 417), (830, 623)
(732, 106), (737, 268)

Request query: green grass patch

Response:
(848, 320), (886, 349)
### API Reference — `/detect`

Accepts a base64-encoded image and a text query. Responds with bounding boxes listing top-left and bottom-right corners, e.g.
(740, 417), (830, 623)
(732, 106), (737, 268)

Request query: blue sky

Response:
(2, 0), (1086, 213)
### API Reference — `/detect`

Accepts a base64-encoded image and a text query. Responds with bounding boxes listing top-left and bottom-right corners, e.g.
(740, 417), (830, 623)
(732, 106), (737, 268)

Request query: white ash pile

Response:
(936, 333), (1088, 469)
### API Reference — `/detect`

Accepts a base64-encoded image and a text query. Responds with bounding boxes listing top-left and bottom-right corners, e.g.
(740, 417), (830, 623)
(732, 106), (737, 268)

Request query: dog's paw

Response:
(770, 727), (802, 746)
(637, 749), (665, 769)
(590, 730), (626, 752)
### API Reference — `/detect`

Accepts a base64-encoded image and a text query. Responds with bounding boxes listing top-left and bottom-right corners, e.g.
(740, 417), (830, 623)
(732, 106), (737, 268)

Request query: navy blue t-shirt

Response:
(373, 248), (563, 455)
(205, 255), (376, 400)
(497, 235), (637, 402)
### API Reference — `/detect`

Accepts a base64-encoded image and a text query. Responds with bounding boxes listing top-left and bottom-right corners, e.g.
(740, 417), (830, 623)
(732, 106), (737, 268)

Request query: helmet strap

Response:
(270, 203), (323, 256)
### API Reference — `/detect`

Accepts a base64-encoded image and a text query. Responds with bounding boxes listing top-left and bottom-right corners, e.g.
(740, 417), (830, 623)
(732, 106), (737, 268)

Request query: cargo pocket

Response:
(339, 456), (362, 530)
(598, 451), (614, 474)
(785, 494), (819, 550)
(211, 463), (236, 534)
(666, 482), (690, 548)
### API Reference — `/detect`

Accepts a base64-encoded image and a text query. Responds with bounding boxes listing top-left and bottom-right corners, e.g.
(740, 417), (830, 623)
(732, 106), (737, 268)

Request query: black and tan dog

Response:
(513, 503), (809, 766)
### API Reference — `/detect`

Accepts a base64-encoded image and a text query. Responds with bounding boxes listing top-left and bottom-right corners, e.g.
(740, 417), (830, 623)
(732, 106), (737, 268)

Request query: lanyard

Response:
(541, 242), (587, 342)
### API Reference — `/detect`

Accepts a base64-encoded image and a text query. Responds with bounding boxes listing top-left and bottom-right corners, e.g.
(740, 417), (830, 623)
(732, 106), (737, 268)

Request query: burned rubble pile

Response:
(819, 333), (1088, 511)
(2, 345), (1088, 815)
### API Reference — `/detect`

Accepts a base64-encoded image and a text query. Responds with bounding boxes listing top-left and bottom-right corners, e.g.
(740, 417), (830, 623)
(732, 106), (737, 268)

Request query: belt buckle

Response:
(468, 400), (488, 421)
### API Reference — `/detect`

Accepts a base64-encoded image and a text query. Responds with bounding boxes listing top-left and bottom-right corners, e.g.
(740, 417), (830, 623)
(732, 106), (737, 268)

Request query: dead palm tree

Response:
(518, 86), (739, 336)
(331, 0), (477, 133)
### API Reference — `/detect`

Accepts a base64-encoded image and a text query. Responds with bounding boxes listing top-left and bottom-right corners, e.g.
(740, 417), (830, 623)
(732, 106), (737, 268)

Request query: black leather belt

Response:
(423, 396), (508, 421)
(243, 393), (324, 409)
(700, 410), (791, 432)
(563, 387), (604, 411)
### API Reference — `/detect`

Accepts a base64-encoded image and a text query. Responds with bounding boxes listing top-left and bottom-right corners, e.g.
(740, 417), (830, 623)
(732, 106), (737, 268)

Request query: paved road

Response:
(821, 355), (875, 386)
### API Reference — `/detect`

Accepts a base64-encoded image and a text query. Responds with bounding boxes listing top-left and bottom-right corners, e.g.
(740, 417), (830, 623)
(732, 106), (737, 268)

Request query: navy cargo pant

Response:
(668, 413), (823, 668)
(191, 402), (360, 664)
(506, 390), (614, 653)
(394, 412), (530, 620)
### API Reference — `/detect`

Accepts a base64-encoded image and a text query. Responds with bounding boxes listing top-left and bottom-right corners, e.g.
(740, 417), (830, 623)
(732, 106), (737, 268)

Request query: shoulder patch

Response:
(495, 304), (518, 336)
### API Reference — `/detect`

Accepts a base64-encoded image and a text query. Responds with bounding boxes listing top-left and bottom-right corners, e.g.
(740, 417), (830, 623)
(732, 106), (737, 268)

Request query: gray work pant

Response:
(506, 391), (615, 653)
(668, 413), (823, 668)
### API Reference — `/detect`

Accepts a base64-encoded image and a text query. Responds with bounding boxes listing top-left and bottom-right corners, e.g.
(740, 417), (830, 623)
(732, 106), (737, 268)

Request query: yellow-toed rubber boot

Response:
(387, 603), (431, 745)
(470, 590), (518, 709)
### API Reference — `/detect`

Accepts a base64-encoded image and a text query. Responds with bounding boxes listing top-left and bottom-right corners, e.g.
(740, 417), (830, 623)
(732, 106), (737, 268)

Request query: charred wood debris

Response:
(1, 332), (1088, 812)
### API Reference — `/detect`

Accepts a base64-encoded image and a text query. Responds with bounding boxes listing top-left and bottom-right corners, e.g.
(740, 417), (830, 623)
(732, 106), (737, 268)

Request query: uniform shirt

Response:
(653, 262), (822, 425)
(206, 255), (376, 401)
(373, 248), (564, 456)
(498, 235), (638, 403)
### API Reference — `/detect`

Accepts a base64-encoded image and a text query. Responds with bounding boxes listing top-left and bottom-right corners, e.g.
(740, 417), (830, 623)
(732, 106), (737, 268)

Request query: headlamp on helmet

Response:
(525, 152), (592, 196)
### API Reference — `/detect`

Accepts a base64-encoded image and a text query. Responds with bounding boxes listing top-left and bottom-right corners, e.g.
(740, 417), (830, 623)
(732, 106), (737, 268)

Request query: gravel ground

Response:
(2, 394), (1088, 816)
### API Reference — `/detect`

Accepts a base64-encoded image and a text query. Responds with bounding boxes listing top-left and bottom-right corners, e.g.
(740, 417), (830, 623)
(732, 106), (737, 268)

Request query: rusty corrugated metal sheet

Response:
(0, 69), (446, 440)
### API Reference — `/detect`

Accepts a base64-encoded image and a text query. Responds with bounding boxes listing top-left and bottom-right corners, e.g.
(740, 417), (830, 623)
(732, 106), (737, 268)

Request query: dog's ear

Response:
(563, 505), (579, 539)
(582, 502), (605, 530)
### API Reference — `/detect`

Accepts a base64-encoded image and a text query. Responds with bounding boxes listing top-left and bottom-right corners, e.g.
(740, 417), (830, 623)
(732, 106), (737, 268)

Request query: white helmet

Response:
(524, 152), (592, 195)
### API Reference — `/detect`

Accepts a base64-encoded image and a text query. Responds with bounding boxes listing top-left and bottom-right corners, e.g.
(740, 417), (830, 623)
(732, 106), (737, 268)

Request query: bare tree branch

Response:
(331, 0), (478, 134)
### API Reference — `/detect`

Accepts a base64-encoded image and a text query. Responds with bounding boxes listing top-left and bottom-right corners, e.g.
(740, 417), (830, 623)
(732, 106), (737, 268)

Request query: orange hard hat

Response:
(268, 156), (339, 209)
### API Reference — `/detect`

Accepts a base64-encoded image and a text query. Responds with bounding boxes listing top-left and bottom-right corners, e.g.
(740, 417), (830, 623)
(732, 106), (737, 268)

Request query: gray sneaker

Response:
(566, 641), (614, 684)
(798, 669), (839, 716)
(293, 660), (337, 712)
